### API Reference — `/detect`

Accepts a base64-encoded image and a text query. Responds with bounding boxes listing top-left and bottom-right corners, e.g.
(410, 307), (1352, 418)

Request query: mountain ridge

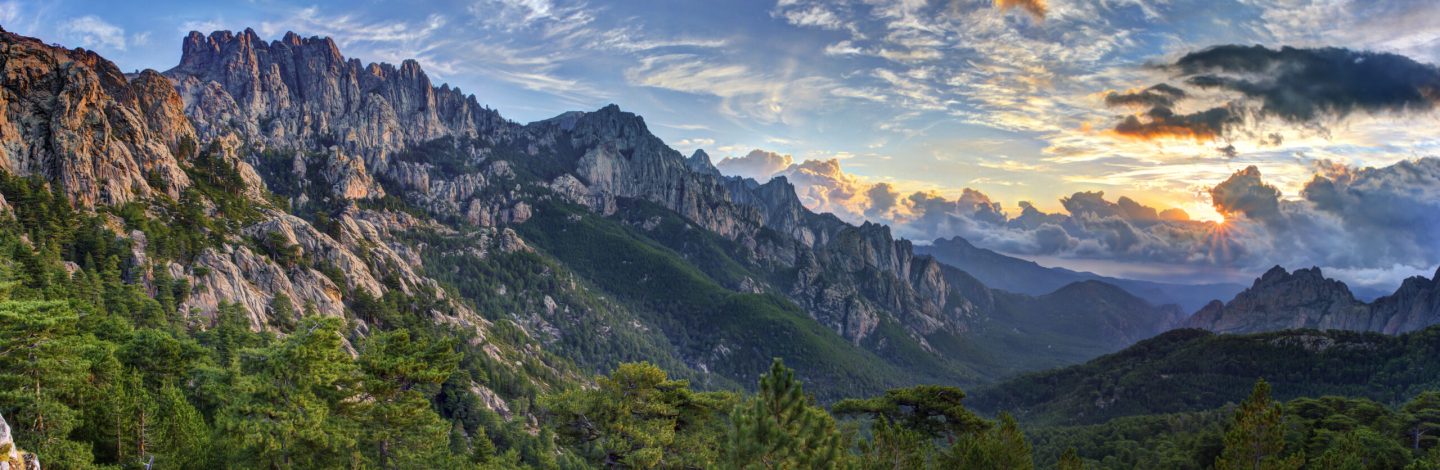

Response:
(2, 26), (1184, 401)
(1184, 264), (1440, 334)
(916, 236), (1246, 312)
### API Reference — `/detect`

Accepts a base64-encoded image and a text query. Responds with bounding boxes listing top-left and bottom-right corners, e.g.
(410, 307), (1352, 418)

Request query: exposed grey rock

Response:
(1, 411), (36, 470)
(165, 29), (511, 162)
(686, 149), (722, 177)
(1185, 265), (1440, 334)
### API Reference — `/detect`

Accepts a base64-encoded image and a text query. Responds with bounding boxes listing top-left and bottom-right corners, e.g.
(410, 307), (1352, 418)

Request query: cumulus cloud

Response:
(721, 148), (1440, 291)
(1209, 166), (1282, 221)
(715, 149), (795, 181)
(1297, 158), (1440, 269)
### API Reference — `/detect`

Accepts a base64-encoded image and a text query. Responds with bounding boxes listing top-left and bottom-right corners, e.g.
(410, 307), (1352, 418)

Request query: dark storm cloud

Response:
(1173, 45), (1440, 122)
(1104, 83), (1187, 108)
(1112, 105), (1240, 140)
(1107, 45), (1440, 141)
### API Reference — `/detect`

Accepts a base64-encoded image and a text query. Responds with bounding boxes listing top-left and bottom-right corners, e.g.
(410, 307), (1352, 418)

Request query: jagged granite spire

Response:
(1185, 265), (1440, 334)
(165, 29), (511, 161)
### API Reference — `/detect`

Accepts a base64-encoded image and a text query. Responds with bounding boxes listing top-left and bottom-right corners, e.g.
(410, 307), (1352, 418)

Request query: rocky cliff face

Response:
(1370, 267), (1440, 333)
(1184, 266), (1440, 334)
(166, 29), (510, 162)
(0, 30), (194, 207)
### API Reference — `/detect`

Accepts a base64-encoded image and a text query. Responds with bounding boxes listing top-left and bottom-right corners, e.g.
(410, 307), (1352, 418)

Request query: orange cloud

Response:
(994, 0), (1046, 19)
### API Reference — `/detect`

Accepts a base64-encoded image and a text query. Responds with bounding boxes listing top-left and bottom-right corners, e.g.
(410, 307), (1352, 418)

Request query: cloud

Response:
(1209, 166), (1281, 221)
(1111, 105), (1240, 141)
(626, 54), (833, 123)
(994, 0), (1047, 20)
(1298, 158), (1440, 269)
(776, 4), (848, 30)
(60, 15), (128, 51)
(715, 149), (795, 181)
(1107, 45), (1440, 142)
(1104, 83), (1187, 109)
(470, 0), (558, 29)
(1175, 45), (1440, 122)
(729, 147), (1440, 291)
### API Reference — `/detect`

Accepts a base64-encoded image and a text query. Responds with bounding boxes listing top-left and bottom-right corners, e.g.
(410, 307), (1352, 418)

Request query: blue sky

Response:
(6, 0), (1440, 288)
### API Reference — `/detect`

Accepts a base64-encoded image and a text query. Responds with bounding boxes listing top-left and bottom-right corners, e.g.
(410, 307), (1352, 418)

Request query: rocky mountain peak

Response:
(686, 149), (721, 176)
(166, 28), (509, 159)
(1184, 263), (1440, 334)
(1248, 265), (1356, 302)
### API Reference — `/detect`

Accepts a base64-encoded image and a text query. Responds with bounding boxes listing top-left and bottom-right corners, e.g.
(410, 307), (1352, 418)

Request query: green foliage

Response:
(543, 362), (735, 468)
(724, 359), (848, 469)
(357, 329), (462, 469)
(1404, 392), (1440, 452)
(941, 412), (1033, 470)
(833, 385), (990, 442)
(216, 317), (362, 468)
(517, 200), (914, 400)
(0, 300), (94, 467)
(1058, 447), (1085, 470)
(972, 327), (1440, 426)
(1214, 380), (1304, 470)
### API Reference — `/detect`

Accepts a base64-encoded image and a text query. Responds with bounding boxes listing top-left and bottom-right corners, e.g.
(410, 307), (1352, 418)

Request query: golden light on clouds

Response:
(994, 0), (1047, 20)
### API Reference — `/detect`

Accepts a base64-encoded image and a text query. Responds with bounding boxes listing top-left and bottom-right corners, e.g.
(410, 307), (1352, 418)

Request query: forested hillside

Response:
(970, 327), (1440, 426)
(3, 20), (1440, 470)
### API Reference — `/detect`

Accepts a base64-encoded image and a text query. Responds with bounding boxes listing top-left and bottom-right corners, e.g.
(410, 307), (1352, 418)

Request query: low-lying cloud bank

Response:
(714, 150), (1440, 290)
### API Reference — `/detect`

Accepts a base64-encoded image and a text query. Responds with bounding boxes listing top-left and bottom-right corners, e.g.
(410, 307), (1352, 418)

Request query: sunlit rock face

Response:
(0, 31), (195, 207)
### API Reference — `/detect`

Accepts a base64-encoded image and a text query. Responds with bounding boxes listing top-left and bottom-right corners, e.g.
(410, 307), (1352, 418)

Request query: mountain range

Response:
(0, 26), (1192, 404)
(2, 24), (1438, 413)
(916, 236), (1246, 312)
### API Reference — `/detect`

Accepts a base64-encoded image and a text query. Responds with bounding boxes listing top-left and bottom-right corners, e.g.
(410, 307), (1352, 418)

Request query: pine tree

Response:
(1214, 379), (1303, 470)
(854, 417), (933, 470)
(833, 384), (990, 443)
(217, 316), (361, 469)
(724, 359), (847, 469)
(544, 361), (732, 468)
(943, 412), (1033, 469)
(0, 300), (95, 467)
(267, 292), (297, 332)
(1403, 391), (1440, 452)
(153, 383), (210, 469)
(356, 329), (459, 468)
(1059, 447), (1085, 470)
(470, 425), (498, 464)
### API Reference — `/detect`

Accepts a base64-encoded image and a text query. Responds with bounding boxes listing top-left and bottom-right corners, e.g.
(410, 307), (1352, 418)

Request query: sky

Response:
(4, 0), (1440, 291)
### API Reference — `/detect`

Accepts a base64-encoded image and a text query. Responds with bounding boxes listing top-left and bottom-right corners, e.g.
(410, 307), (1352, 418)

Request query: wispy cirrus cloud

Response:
(626, 54), (834, 124)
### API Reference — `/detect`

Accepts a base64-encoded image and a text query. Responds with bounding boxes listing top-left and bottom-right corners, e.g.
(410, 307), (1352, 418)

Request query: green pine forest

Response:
(4, 159), (1440, 470)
